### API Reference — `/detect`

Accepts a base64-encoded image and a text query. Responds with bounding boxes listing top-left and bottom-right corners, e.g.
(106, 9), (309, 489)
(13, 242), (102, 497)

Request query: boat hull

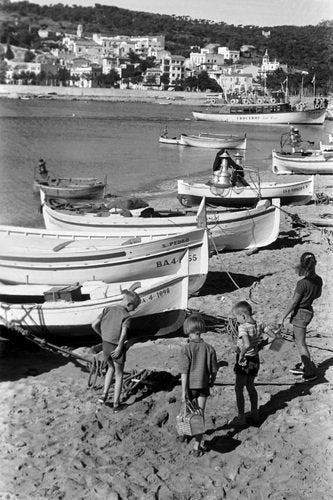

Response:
(42, 200), (280, 251)
(177, 177), (314, 207)
(193, 108), (326, 125)
(179, 134), (246, 149)
(0, 274), (188, 338)
(272, 150), (333, 175)
(0, 226), (208, 295)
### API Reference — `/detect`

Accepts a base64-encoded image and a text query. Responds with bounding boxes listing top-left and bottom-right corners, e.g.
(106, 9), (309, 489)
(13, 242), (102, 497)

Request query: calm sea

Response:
(0, 98), (332, 227)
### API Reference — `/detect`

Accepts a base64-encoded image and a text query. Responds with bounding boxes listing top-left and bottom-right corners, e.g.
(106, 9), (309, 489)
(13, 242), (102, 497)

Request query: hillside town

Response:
(0, 22), (291, 97)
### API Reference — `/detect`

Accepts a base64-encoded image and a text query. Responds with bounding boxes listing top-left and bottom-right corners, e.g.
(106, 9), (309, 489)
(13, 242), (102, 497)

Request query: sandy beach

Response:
(1, 177), (333, 499)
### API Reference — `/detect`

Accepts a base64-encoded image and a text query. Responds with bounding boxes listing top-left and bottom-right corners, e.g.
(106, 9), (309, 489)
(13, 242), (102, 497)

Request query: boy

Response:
(92, 290), (141, 412)
(231, 301), (262, 426)
(179, 313), (218, 456)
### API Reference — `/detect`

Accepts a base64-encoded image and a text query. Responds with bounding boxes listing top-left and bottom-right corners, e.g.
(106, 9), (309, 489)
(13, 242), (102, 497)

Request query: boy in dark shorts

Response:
(92, 290), (141, 411)
(231, 301), (262, 427)
(179, 313), (218, 456)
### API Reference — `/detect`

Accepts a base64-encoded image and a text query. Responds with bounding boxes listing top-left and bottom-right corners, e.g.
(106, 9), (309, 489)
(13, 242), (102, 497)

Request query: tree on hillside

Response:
(24, 50), (35, 62)
(5, 44), (15, 60)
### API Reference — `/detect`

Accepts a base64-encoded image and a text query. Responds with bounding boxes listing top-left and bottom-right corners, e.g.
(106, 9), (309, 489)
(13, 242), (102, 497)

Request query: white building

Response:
(160, 55), (185, 84)
(217, 47), (240, 63)
(189, 50), (224, 70)
(261, 50), (280, 72)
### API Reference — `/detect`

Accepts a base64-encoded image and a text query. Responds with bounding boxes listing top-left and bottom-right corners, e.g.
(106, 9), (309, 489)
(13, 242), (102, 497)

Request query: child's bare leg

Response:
(103, 361), (115, 398)
(293, 325), (315, 376)
(246, 376), (258, 413)
(235, 374), (246, 416)
(193, 396), (207, 451)
(113, 361), (124, 407)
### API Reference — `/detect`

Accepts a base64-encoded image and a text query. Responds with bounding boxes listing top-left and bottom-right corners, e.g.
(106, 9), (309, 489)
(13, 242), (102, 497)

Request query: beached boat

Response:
(305, 213), (333, 227)
(0, 225), (208, 295)
(177, 176), (314, 207)
(35, 177), (107, 199)
(0, 265), (189, 338)
(41, 196), (280, 252)
(179, 133), (247, 149)
(192, 103), (326, 125)
(272, 150), (333, 175)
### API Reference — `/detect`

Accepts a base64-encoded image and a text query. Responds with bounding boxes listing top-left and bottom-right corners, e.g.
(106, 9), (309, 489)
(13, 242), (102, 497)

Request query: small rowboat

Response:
(177, 176), (314, 207)
(158, 135), (184, 145)
(179, 133), (247, 149)
(0, 261), (189, 338)
(0, 226), (208, 295)
(272, 150), (333, 175)
(34, 175), (107, 199)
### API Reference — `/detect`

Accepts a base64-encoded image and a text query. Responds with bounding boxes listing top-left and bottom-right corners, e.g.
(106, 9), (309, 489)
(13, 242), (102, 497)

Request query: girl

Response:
(281, 252), (322, 382)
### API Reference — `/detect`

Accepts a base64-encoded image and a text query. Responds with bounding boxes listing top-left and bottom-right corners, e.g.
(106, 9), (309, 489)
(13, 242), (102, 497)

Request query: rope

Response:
(209, 232), (241, 290)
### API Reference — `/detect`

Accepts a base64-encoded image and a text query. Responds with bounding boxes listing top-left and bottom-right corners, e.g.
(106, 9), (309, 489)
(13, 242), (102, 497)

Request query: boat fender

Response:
(235, 99), (239, 104)
(243, 99), (249, 105)
(257, 98), (263, 104)
(210, 99), (216, 104)
(230, 99), (236, 104)
(270, 98), (276, 104)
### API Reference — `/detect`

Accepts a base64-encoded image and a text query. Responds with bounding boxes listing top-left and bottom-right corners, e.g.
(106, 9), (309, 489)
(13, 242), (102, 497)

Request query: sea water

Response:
(0, 98), (332, 227)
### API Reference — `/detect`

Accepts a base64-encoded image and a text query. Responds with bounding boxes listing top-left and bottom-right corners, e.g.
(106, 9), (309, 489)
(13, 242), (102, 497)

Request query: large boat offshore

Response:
(193, 102), (326, 125)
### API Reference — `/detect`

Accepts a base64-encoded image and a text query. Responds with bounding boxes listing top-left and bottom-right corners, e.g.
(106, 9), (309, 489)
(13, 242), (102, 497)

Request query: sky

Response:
(24, 0), (333, 27)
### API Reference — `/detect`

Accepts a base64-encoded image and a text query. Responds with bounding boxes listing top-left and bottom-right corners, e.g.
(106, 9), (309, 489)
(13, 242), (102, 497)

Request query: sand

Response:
(1, 178), (333, 500)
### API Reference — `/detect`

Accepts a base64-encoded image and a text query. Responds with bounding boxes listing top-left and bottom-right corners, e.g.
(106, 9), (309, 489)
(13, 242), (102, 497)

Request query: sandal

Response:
(97, 393), (108, 404)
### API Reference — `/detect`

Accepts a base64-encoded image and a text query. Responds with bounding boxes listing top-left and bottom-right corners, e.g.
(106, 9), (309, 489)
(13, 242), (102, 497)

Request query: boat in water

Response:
(41, 195), (280, 252)
(0, 225), (208, 295)
(192, 102), (326, 125)
(159, 131), (246, 149)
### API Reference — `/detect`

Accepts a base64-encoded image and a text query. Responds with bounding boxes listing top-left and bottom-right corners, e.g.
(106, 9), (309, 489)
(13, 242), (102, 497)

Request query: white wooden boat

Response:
(193, 103), (326, 125)
(179, 133), (247, 149)
(0, 226), (208, 295)
(158, 135), (185, 145)
(272, 150), (333, 175)
(41, 196), (280, 251)
(34, 176), (106, 199)
(0, 264), (189, 338)
(177, 177), (314, 207)
(319, 135), (333, 153)
(305, 213), (333, 227)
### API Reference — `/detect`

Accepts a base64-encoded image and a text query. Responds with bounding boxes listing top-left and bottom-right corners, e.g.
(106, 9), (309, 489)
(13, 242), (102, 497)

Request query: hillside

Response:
(0, 2), (332, 91)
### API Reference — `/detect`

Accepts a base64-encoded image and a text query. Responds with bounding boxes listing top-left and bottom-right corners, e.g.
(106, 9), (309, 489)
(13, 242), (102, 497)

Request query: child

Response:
(231, 301), (262, 427)
(281, 252), (322, 381)
(92, 290), (141, 412)
(179, 313), (218, 456)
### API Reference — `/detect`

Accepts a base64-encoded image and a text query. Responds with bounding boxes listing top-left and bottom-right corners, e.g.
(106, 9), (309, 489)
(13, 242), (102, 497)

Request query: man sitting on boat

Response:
(213, 149), (248, 187)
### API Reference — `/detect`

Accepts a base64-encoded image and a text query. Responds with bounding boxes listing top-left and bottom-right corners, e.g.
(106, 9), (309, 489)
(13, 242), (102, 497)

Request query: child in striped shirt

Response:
(230, 301), (262, 427)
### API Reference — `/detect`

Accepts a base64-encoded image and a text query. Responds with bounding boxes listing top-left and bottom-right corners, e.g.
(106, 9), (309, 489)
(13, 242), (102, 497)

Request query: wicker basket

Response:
(176, 400), (205, 436)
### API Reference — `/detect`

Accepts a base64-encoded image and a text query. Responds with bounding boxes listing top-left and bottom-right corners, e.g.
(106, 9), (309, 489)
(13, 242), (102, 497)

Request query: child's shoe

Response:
(248, 410), (260, 425)
(228, 414), (247, 427)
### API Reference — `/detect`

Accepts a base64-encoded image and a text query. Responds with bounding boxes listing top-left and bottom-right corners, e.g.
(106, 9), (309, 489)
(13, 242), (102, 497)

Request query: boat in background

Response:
(0, 260), (190, 338)
(192, 102), (326, 125)
(177, 176), (314, 207)
(272, 150), (333, 175)
(319, 134), (333, 153)
(41, 195), (280, 252)
(158, 135), (184, 145)
(179, 133), (247, 149)
(0, 225), (208, 295)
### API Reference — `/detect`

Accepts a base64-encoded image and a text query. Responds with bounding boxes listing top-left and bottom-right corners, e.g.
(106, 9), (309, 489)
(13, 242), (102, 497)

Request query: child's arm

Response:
(281, 291), (302, 326)
(111, 320), (130, 358)
(209, 349), (218, 386)
(181, 373), (188, 402)
(239, 333), (250, 361)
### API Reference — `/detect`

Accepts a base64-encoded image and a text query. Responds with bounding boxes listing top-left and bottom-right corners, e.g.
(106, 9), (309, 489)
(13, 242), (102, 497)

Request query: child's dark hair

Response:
(297, 252), (317, 277)
(234, 301), (253, 316)
(183, 313), (206, 336)
(124, 290), (141, 308)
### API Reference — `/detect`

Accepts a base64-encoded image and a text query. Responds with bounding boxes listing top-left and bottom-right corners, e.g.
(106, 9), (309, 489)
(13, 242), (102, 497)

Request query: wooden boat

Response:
(304, 213), (333, 227)
(319, 135), (333, 153)
(192, 103), (326, 125)
(0, 263), (189, 338)
(41, 196), (280, 252)
(34, 174), (106, 199)
(177, 177), (314, 207)
(179, 133), (246, 149)
(272, 150), (333, 175)
(0, 226), (208, 295)
(158, 135), (184, 145)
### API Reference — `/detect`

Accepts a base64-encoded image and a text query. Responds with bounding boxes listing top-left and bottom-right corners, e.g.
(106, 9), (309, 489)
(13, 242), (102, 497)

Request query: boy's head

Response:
(123, 290), (141, 311)
(183, 313), (206, 337)
(233, 301), (253, 324)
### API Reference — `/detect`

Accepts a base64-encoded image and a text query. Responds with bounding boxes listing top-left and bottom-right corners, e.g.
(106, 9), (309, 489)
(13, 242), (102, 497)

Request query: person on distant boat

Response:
(161, 125), (168, 138)
(38, 159), (48, 177)
(92, 290), (141, 412)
